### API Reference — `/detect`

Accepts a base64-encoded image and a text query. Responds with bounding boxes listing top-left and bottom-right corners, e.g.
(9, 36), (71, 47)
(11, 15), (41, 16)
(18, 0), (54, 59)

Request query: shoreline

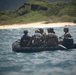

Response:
(0, 22), (76, 29)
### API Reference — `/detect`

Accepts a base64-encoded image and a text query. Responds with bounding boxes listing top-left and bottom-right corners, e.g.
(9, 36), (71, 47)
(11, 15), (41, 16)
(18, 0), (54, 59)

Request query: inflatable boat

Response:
(12, 39), (76, 53)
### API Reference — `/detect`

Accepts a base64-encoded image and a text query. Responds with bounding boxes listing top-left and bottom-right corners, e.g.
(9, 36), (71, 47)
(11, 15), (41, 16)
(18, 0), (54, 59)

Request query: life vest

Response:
(20, 35), (31, 47)
(32, 33), (42, 46)
(64, 32), (71, 38)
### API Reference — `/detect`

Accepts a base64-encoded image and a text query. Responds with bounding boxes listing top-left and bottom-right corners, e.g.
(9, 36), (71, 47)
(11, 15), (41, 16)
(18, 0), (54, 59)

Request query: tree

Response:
(70, 0), (76, 5)
(30, 0), (48, 2)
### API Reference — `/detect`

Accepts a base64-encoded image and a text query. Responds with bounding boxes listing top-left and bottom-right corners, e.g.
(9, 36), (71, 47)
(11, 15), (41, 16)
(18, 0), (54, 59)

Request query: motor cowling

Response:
(63, 38), (74, 49)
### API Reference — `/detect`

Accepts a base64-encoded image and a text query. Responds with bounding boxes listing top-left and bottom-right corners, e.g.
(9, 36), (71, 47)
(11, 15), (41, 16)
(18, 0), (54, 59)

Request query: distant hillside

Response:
(48, 0), (69, 2)
(0, 0), (69, 10)
(0, 0), (76, 25)
(17, 0), (76, 16)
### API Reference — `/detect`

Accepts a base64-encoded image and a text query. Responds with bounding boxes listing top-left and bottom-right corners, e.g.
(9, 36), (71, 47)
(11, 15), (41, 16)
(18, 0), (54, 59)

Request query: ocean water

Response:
(0, 26), (76, 75)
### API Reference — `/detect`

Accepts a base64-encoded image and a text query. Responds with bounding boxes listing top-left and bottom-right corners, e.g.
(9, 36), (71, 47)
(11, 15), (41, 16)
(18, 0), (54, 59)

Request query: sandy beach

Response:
(0, 22), (76, 29)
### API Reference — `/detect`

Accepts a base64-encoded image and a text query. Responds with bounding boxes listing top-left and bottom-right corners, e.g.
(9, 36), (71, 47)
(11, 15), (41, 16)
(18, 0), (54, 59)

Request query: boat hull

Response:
(12, 40), (68, 53)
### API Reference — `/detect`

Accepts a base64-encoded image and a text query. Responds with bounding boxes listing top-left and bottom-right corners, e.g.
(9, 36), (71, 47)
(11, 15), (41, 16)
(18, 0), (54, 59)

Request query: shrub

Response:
(59, 6), (76, 16)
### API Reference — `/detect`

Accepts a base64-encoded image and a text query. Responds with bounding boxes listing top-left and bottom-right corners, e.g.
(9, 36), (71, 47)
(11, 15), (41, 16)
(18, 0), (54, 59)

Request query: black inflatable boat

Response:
(12, 39), (76, 53)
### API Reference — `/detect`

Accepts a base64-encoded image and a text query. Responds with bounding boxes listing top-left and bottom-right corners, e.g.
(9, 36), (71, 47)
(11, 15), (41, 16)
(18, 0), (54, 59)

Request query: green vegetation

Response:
(0, 0), (76, 25)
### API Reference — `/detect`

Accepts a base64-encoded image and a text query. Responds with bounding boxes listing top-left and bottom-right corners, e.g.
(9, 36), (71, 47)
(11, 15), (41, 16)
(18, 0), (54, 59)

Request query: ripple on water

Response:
(0, 27), (76, 75)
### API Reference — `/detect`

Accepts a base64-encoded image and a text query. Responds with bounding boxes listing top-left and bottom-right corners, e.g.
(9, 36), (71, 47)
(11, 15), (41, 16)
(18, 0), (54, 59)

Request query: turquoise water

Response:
(0, 26), (76, 75)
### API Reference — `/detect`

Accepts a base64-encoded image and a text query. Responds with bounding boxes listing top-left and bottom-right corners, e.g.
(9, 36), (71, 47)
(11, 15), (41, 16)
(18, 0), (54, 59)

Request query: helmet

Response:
(24, 30), (28, 34)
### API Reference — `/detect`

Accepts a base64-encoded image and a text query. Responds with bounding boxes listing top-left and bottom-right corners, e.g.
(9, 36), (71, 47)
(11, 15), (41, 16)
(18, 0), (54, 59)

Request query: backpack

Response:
(32, 35), (42, 46)
(46, 33), (57, 46)
(63, 38), (74, 49)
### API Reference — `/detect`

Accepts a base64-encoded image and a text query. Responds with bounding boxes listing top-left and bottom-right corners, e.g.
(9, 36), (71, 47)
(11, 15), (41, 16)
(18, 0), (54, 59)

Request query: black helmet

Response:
(47, 28), (55, 33)
(64, 27), (69, 32)
(24, 30), (28, 34)
(38, 28), (43, 34)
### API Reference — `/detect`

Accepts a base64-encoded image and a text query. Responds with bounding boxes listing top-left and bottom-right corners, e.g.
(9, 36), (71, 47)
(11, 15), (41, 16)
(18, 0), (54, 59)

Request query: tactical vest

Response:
(32, 34), (42, 46)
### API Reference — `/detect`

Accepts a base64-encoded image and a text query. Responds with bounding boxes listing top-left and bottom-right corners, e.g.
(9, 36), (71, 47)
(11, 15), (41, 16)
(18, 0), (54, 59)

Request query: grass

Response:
(0, 1), (76, 25)
(0, 13), (76, 25)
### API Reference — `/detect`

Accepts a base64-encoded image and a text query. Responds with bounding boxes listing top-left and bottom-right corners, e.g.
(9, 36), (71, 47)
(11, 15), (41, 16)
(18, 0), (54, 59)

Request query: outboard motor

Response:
(63, 38), (74, 49)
